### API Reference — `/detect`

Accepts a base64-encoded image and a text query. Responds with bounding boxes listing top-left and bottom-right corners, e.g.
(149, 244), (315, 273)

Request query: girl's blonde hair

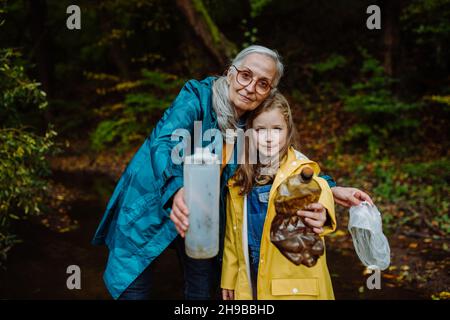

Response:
(234, 92), (298, 195)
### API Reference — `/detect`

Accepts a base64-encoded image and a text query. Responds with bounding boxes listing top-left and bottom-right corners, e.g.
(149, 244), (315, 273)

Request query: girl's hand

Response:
(222, 289), (235, 300)
(331, 186), (374, 208)
(297, 202), (327, 234)
(169, 187), (189, 238)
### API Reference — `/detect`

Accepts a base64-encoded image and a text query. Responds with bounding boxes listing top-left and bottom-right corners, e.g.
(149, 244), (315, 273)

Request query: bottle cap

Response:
(300, 166), (314, 181)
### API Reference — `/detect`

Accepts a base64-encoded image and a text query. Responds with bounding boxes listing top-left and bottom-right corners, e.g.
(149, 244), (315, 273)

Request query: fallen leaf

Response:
(388, 266), (398, 271)
(409, 242), (418, 249)
(363, 268), (372, 276)
(431, 291), (450, 300)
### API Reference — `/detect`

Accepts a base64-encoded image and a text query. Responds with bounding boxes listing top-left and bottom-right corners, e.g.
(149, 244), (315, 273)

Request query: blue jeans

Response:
(249, 246), (259, 299)
(247, 184), (271, 265)
(118, 236), (220, 300)
(247, 183), (271, 299)
(175, 235), (221, 300)
(118, 262), (153, 300)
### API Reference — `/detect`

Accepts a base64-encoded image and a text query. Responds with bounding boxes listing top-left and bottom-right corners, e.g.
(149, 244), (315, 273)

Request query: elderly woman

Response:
(92, 45), (372, 300)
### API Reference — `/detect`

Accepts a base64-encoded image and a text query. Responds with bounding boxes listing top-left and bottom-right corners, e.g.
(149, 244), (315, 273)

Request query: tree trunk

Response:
(28, 0), (52, 96)
(28, 0), (53, 123)
(99, 9), (131, 79)
(175, 0), (237, 67)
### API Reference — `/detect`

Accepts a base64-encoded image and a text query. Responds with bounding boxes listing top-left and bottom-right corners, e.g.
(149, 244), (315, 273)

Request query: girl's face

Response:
(251, 108), (288, 157)
(227, 53), (277, 117)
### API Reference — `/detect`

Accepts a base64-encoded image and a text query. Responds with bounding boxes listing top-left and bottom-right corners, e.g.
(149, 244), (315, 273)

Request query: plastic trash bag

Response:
(348, 201), (391, 270)
(271, 166), (324, 267)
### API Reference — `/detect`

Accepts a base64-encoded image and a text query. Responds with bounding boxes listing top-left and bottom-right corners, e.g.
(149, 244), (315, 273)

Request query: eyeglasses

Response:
(231, 65), (273, 95)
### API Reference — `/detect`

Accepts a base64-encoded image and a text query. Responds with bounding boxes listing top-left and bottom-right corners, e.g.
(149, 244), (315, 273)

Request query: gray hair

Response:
(212, 45), (284, 136)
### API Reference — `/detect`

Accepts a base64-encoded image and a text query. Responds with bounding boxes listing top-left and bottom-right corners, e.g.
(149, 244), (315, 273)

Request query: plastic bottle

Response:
(184, 147), (220, 259)
(271, 165), (324, 267)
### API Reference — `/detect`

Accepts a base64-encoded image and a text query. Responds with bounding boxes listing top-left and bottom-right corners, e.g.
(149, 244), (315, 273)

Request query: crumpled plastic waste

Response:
(271, 166), (324, 267)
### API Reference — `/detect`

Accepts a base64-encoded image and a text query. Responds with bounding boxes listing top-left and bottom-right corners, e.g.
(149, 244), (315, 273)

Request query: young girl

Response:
(221, 92), (337, 300)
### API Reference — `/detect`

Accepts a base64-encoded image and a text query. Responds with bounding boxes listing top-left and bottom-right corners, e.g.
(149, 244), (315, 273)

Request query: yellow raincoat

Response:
(221, 147), (337, 300)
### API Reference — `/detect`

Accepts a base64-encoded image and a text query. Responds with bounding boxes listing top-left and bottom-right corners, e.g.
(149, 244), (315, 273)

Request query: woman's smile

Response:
(239, 93), (254, 103)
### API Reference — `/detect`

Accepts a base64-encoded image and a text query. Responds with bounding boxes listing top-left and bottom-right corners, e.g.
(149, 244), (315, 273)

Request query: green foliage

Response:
(241, 19), (259, 48)
(402, 158), (450, 185)
(250, 0), (272, 18)
(402, 0), (450, 44)
(90, 69), (185, 152)
(241, 0), (271, 48)
(342, 49), (420, 158)
(0, 128), (57, 214)
(335, 157), (450, 235)
(373, 159), (450, 234)
(0, 0), (6, 26)
(0, 48), (58, 267)
(139, 70), (186, 90)
(302, 54), (350, 100)
(91, 119), (136, 152)
(0, 49), (48, 127)
(400, 0), (450, 96)
(310, 54), (347, 73)
(428, 95), (450, 107)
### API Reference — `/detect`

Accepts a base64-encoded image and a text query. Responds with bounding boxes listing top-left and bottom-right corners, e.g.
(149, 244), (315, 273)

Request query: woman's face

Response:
(251, 108), (288, 157)
(227, 53), (277, 117)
